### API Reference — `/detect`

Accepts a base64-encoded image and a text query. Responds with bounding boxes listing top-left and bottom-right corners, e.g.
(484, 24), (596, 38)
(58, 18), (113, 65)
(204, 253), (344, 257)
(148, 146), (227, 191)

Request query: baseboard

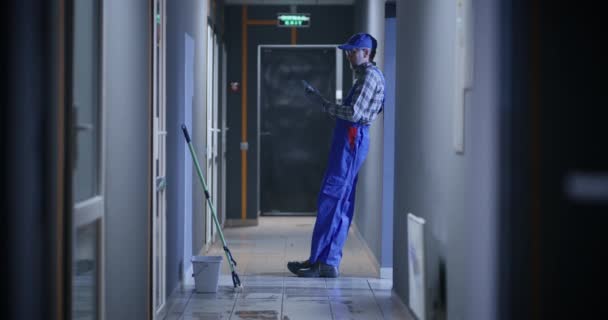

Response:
(161, 280), (186, 317)
(352, 222), (392, 279)
(168, 281), (181, 300)
(154, 301), (168, 320)
(225, 218), (258, 227)
(380, 267), (393, 279)
(183, 265), (194, 286)
(161, 282), (182, 317)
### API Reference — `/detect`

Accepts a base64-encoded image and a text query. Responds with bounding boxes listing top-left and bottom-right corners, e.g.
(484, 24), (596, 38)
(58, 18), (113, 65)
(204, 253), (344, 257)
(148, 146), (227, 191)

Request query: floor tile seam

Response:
(368, 279), (388, 320)
(176, 289), (195, 319)
(283, 230), (289, 257)
(324, 278), (336, 320)
(280, 274), (286, 320)
(227, 286), (240, 320)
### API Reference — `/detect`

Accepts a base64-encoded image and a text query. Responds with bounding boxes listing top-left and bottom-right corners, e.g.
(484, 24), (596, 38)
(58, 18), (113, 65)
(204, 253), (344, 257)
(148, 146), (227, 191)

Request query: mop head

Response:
(232, 271), (243, 292)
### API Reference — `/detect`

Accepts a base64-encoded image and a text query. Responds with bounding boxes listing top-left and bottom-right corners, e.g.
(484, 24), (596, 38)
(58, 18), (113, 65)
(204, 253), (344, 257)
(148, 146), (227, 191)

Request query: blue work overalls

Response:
(308, 85), (373, 267)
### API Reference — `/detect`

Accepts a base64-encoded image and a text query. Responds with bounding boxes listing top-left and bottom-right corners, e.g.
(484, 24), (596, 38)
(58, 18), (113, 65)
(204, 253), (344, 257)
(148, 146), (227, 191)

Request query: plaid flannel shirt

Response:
(324, 62), (385, 124)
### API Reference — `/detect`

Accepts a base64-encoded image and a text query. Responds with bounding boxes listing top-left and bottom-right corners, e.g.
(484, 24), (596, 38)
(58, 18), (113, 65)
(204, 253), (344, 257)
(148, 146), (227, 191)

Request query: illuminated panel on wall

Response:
(277, 13), (310, 28)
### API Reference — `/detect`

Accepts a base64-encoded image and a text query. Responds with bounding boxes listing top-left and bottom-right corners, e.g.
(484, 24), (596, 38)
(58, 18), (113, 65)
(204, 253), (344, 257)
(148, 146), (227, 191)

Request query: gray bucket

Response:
(191, 255), (222, 293)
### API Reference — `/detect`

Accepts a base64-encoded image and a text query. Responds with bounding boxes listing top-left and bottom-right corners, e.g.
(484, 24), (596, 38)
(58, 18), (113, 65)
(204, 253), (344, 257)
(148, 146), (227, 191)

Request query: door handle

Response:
(76, 123), (94, 131)
(72, 104), (95, 170)
(156, 176), (167, 192)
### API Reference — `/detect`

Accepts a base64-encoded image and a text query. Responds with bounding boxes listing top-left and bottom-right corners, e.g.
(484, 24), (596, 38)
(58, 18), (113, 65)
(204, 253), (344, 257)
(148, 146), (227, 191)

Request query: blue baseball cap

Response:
(338, 33), (377, 50)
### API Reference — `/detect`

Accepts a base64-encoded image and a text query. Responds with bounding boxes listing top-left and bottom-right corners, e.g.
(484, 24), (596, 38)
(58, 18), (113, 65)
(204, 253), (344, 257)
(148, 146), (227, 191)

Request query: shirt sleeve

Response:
(324, 69), (377, 123)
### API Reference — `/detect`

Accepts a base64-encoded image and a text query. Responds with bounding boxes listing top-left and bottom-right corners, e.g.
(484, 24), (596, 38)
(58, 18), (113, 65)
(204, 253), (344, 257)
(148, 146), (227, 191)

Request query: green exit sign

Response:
(277, 13), (310, 28)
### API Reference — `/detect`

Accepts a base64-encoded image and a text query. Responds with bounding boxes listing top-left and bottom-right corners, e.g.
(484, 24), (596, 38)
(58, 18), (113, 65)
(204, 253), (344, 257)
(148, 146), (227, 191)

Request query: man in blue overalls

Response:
(288, 33), (385, 278)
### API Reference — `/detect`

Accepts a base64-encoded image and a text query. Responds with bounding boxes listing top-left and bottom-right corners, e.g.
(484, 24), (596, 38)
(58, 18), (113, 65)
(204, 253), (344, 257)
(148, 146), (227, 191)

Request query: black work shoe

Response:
(287, 259), (310, 275)
(297, 262), (339, 278)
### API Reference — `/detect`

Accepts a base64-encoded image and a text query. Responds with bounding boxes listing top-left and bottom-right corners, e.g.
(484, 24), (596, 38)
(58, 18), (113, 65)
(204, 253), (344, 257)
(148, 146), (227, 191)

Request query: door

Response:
(212, 33), (220, 237)
(259, 46), (340, 215)
(152, 0), (167, 318)
(71, 0), (104, 318)
(220, 46), (228, 226)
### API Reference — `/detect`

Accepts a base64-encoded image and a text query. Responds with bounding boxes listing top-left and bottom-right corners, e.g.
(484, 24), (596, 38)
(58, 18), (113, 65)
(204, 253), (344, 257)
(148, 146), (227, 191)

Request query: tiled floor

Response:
(163, 216), (414, 319)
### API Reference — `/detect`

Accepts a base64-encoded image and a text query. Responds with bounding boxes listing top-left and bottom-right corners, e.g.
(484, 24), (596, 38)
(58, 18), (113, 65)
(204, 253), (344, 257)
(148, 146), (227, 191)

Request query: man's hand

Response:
(301, 80), (327, 109)
(301, 80), (319, 95)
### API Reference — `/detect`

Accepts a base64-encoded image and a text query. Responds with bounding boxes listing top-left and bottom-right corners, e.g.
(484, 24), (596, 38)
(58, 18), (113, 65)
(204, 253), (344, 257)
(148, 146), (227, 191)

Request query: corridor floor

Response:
(163, 216), (413, 320)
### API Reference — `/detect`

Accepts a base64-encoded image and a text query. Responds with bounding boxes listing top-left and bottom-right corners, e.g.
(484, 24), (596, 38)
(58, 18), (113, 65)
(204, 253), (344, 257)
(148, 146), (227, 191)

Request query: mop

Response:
(181, 124), (243, 291)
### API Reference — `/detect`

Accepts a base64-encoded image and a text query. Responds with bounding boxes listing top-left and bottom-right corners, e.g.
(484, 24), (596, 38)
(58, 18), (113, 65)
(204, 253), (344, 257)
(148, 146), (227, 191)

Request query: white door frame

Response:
(152, 0), (167, 318)
(212, 32), (220, 240)
(205, 25), (214, 245)
(205, 25), (221, 245)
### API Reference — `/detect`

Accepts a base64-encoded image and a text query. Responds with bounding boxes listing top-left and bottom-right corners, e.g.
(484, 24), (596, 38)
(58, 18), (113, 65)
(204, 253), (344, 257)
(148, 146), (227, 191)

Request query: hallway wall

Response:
(166, 0), (209, 294)
(461, 1), (502, 318)
(351, 0), (393, 276)
(393, 1), (467, 319)
(394, 1), (503, 319)
(103, 1), (151, 319)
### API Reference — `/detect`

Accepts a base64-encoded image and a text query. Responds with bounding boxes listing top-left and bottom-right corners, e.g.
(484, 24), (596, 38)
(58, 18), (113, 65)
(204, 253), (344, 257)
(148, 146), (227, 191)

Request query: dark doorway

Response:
(259, 46), (340, 215)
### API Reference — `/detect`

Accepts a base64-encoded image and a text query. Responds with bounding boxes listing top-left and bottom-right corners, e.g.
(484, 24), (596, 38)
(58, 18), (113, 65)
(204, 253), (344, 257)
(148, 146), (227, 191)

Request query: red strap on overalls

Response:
(348, 126), (357, 150)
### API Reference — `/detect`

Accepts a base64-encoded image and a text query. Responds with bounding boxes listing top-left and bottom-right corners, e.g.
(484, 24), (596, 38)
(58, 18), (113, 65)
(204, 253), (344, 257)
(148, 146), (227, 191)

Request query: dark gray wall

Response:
(394, 1), (504, 319)
(103, 1), (151, 319)
(460, 0), (501, 318)
(393, 1), (467, 319)
(166, 0), (208, 294)
(216, 1), (228, 227)
(2, 1), (64, 318)
(224, 5), (354, 221)
(188, 0), (207, 268)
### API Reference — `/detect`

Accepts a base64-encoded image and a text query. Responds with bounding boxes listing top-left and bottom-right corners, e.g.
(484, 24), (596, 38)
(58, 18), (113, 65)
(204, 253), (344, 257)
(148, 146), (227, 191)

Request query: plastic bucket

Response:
(191, 255), (222, 293)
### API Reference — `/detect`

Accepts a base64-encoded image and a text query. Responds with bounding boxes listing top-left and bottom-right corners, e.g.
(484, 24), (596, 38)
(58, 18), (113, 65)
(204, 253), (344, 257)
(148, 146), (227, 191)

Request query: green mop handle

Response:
(181, 124), (236, 269)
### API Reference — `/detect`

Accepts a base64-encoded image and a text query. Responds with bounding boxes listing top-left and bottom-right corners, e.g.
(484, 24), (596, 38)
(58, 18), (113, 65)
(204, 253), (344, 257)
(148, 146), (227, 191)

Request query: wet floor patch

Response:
(233, 310), (279, 320)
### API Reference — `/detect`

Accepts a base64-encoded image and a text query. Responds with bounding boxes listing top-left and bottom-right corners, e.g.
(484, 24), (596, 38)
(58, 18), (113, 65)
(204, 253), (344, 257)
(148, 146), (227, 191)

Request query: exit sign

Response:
(277, 13), (310, 28)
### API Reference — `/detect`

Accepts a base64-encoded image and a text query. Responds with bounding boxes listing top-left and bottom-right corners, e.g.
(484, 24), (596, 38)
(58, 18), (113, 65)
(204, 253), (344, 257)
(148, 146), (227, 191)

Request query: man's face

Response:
(345, 48), (370, 69)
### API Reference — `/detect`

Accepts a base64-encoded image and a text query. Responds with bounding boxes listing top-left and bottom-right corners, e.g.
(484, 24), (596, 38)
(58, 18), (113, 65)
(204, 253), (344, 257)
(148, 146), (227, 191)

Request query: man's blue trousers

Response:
(308, 118), (370, 267)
